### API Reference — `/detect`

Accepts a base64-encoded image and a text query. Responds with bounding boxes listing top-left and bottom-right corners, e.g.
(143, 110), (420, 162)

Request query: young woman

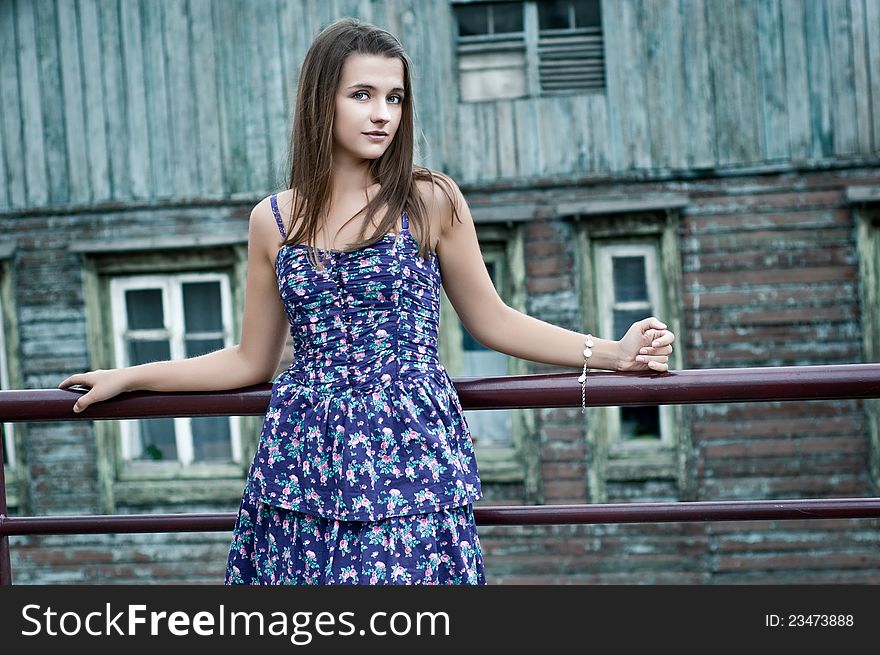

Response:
(58, 18), (675, 585)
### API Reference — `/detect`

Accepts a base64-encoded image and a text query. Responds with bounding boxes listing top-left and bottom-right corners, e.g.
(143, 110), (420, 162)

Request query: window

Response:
(110, 273), (241, 466)
(73, 234), (255, 511)
(595, 243), (671, 452)
(452, 258), (512, 449)
(453, 0), (606, 102)
(438, 222), (538, 494)
(572, 202), (689, 502)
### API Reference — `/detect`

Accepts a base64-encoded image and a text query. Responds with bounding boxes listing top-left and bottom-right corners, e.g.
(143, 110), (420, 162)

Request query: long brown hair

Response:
(282, 17), (460, 271)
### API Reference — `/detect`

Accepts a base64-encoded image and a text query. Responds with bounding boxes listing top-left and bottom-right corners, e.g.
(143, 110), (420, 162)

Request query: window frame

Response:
(76, 239), (259, 512)
(572, 203), (691, 502)
(109, 272), (241, 467)
(438, 219), (541, 500)
(594, 241), (674, 453)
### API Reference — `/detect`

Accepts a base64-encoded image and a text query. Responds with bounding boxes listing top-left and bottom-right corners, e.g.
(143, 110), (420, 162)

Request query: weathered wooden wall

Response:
(1, 0), (878, 211)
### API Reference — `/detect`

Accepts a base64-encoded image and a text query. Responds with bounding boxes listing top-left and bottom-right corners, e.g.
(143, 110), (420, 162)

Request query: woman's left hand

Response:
(616, 316), (675, 372)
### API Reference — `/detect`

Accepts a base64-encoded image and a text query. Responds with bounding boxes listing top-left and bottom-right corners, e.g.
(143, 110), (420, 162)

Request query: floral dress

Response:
(225, 193), (485, 585)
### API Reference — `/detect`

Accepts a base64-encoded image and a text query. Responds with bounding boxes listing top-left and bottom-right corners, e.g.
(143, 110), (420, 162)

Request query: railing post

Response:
(0, 440), (11, 585)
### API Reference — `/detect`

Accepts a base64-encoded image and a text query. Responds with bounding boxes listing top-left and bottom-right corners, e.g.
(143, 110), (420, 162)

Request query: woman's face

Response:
(333, 54), (405, 165)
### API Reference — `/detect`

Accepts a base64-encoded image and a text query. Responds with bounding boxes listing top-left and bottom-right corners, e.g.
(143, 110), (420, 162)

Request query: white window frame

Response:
(0, 292), (13, 470)
(595, 242), (672, 452)
(109, 272), (241, 466)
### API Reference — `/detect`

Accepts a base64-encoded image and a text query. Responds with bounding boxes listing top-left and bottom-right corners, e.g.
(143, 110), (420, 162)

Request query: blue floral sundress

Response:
(225, 193), (485, 585)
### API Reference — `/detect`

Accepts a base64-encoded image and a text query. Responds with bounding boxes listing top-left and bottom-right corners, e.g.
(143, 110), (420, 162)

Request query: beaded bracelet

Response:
(577, 333), (594, 413)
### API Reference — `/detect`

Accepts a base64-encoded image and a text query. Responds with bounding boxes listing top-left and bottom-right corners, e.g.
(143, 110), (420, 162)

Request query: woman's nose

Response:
(372, 100), (391, 122)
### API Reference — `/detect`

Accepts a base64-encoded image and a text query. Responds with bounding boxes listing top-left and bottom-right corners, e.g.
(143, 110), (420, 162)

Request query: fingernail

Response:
(652, 341), (660, 347)
(73, 405), (81, 413)
(639, 348), (648, 354)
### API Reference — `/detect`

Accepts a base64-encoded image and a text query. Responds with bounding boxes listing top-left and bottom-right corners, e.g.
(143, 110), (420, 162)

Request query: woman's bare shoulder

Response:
(413, 168), (465, 233)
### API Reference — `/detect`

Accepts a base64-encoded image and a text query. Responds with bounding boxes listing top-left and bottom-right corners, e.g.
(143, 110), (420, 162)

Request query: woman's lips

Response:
(363, 132), (388, 141)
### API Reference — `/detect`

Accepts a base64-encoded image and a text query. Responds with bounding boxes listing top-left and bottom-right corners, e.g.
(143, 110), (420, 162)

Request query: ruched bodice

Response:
(244, 195), (482, 521)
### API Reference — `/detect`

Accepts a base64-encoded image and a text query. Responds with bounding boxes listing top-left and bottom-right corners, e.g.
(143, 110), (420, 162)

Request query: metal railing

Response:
(2, 363), (880, 585)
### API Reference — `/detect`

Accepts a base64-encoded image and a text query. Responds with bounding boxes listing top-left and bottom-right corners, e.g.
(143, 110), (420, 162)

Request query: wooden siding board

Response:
(78, 0), (111, 204)
(16, 0), (49, 205)
(97, 0), (130, 198)
(458, 102), (476, 182)
(643, 0), (672, 169)
(781, 0), (812, 160)
(537, 97), (560, 175)
(662, 2), (686, 167)
(866, 0), (880, 151)
(34, 0), (69, 204)
(0, 75), (7, 209)
(257, 0), (288, 191)
(804, 0), (834, 158)
(600, 0), (625, 170)
(0, 0), (25, 207)
(241, 0), (270, 192)
(591, 94), (611, 170)
(735, 0), (765, 163)
(275, 0), (297, 134)
(57, 0), (90, 204)
(572, 96), (589, 173)
(828, 0), (859, 156)
(164, 0), (199, 198)
(212, 0), (242, 194)
(119, 0), (151, 200)
(496, 101), (518, 178)
(850, 0), (874, 153)
(189, 0), (224, 197)
(621, 0), (650, 169)
(756, 0), (790, 161)
(141, 0), (172, 197)
(706, 0), (735, 165)
(681, 0), (715, 168)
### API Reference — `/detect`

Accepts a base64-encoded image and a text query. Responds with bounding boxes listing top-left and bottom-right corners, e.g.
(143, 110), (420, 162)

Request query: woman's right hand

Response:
(58, 368), (133, 413)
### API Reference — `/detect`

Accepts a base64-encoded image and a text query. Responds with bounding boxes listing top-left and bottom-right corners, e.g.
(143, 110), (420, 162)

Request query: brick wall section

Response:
(5, 168), (880, 584)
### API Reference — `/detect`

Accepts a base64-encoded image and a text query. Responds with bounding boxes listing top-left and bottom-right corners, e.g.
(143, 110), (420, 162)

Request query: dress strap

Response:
(269, 194), (286, 238)
(401, 211), (409, 231)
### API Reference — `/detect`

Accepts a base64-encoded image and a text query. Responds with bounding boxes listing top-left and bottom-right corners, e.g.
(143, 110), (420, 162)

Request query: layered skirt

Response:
(225, 479), (486, 585)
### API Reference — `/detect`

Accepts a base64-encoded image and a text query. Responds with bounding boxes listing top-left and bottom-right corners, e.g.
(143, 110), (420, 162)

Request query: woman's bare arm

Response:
(59, 196), (291, 410)
(433, 176), (673, 372)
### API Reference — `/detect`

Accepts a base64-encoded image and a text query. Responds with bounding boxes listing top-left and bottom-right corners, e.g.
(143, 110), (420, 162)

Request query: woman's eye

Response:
(352, 91), (403, 104)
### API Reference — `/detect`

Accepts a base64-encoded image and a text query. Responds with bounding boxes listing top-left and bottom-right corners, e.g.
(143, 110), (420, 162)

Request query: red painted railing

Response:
(2, 363), (880, 585)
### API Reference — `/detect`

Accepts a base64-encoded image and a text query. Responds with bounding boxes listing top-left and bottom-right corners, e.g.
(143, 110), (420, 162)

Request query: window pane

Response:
(538, 0), (571, 29)
(125, 288), (163, 329)
(128, 340), (171, 365)
(613, 308), (649, 341)
(612, 256), (648, 302)
(183, 281), (223, 332)
(620, 406), (661, 441)
(192, 416), (233, 462)
(456, 3), (489, 36)
(492, 2), (523, 33)
(137, 418), (177, 460)
(186, 337), (224, 359)
(574, 0), (601, 28)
